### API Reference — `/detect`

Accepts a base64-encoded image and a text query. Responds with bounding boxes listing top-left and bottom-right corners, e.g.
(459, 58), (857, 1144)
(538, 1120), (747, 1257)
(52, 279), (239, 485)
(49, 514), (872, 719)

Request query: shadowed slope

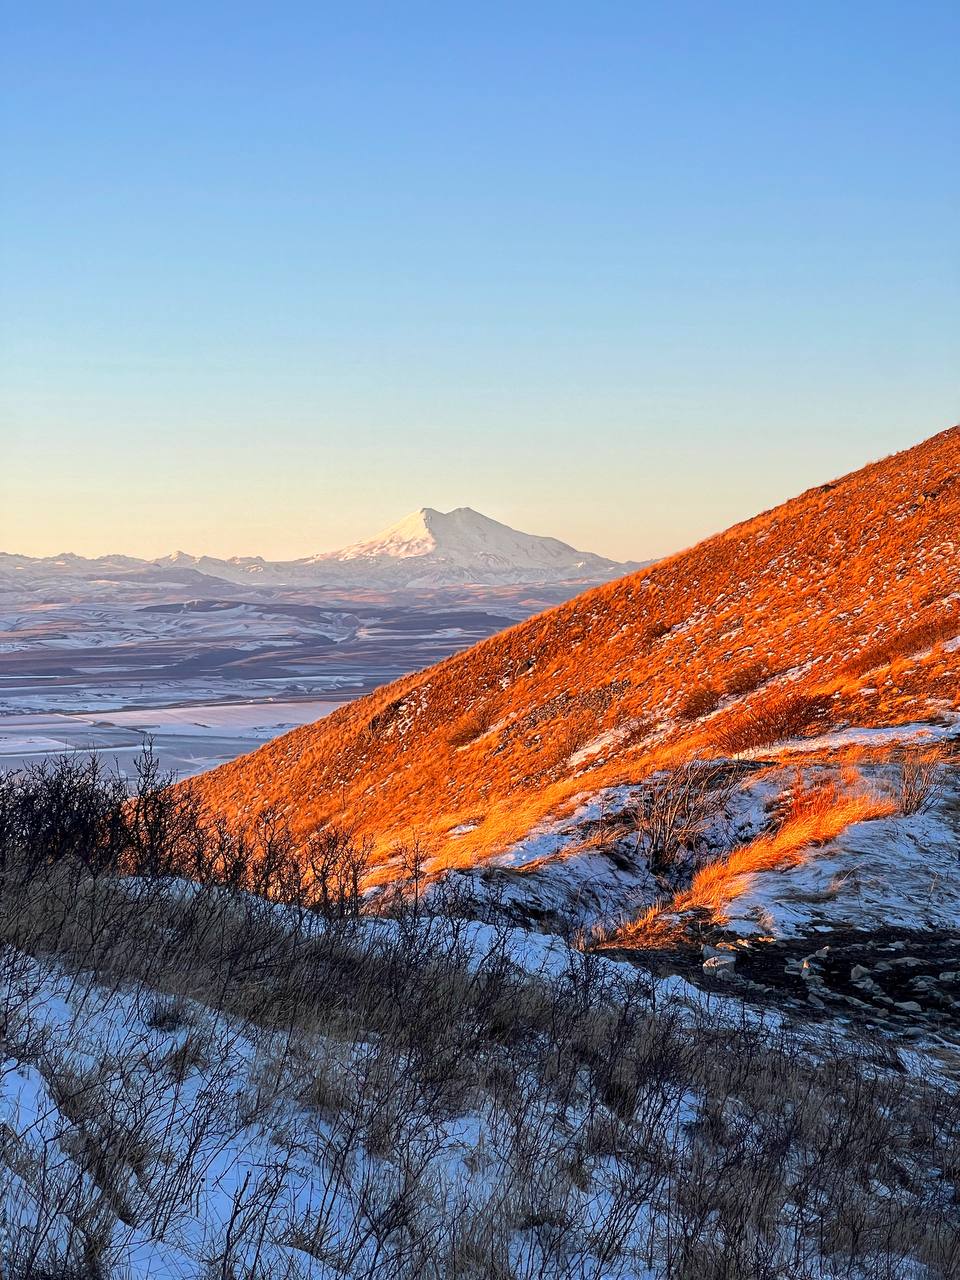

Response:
(187, 426), (960, 867)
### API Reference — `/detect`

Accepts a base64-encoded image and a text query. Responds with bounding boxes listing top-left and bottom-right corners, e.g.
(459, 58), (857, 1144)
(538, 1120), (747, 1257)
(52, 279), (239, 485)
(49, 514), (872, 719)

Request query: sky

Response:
(1, 2), (957, 563)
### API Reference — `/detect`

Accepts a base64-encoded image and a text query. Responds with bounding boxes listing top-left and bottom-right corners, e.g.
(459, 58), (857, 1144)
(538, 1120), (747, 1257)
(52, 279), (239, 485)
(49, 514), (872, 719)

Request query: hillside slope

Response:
(188, 426), (960, 867)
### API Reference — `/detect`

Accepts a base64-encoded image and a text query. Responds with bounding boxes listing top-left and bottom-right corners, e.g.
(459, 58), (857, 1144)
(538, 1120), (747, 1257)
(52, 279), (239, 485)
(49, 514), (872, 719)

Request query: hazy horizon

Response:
(0, 500), (650, 564)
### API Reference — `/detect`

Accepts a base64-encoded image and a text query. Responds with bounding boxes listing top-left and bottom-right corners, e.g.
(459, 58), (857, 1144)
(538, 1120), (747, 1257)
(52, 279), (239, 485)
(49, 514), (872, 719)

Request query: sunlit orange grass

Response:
(680, 776), (894, 920)
(384, 741), (680, 874)
(605, 773), (896, 949)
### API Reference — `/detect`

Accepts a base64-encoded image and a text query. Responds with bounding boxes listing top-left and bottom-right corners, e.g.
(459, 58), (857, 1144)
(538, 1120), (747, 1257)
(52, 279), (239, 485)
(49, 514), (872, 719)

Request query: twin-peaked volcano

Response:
(303, 506), (632, 584)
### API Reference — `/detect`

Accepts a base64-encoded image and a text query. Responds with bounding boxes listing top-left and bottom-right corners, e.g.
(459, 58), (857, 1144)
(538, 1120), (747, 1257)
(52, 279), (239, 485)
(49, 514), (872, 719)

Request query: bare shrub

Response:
(677, 683), (722, 722)
(896, 745), (945, 815)
(619, 760), (736, 878)
(712, 689), (833, 756)
(304, 824), (371, 918)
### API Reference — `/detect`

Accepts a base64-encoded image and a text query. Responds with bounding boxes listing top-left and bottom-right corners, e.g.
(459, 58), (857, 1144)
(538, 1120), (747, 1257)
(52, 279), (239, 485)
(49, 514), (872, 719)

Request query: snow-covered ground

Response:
(445, 752), (960, 960)
(0, 701), (341, 780)
(726, 771), (960, 938)
(0, 902), (699, 1280)
(0, 894), (952, 1280)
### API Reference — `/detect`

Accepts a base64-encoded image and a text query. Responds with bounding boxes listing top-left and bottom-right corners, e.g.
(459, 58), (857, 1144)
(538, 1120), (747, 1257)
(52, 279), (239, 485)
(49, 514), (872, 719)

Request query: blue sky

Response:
(2, 1), (957, 560)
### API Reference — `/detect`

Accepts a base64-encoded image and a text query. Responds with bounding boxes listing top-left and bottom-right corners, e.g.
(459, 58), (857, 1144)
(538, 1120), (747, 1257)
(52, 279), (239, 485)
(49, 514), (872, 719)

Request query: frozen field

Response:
(0, 700), (341, 779)
(0, 584), (583, 778)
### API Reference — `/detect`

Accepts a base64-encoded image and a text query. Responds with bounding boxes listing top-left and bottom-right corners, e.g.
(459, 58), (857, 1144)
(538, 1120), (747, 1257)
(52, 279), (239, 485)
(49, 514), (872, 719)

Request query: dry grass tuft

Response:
(677, 684), (722, 722)
(711, 689), (834, 756)
(447, 701), (496, 748)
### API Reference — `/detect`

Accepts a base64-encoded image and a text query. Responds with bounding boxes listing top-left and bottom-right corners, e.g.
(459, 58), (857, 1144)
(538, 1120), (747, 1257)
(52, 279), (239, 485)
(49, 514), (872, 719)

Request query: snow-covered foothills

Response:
(0, 878), (957, 1280)
(0, 735), (958, 1278)
(0, 702), (343, 781)
(0, 586), (590, 776)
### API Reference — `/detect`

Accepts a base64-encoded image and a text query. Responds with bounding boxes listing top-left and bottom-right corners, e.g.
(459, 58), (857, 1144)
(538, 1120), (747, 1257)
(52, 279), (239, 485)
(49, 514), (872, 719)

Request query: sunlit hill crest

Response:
(188, 426), (960, 870)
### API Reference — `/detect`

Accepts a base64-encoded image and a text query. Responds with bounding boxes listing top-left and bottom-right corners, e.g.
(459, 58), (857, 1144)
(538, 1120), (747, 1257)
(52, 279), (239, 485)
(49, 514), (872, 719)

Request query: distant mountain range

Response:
(1, 508), (641, 595)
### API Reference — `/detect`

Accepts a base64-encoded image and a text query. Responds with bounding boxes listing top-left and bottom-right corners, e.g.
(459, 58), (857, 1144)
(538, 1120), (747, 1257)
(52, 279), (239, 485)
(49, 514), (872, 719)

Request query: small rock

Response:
(894, 1001), (923, 1014)
(850, 964), (871, 982)
(843, 996), (873, 1010)
(703, 955), (737, 976)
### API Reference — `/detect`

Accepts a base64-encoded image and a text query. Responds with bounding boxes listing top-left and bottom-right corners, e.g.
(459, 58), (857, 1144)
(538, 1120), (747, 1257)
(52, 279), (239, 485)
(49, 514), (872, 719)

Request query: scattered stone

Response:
(894, 1001), (922, 1014)
(703, 955), (737, 976)
(850, 964), (871, 982)
(843, 996), (873, 1010)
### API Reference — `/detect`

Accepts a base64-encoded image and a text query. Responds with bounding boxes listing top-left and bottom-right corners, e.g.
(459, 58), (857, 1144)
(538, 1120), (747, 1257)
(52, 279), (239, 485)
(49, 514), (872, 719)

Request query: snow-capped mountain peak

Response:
(320, 507), (447, 562)
(304, 506), (631, 584)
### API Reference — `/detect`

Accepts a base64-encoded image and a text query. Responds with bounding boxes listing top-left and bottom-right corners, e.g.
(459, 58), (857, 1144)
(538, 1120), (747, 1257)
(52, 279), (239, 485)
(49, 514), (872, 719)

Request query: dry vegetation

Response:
(185, 426), (960, 870)
(607, 771), (900, 950)
(0, 758), (957, 1279)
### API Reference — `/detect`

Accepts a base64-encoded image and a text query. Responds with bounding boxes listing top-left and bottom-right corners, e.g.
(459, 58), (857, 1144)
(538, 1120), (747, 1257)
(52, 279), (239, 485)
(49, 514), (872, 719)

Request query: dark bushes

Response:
(0, 748), (368, 920)
(712, 689), (834, 756)
(0, 750), (957, 1279)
